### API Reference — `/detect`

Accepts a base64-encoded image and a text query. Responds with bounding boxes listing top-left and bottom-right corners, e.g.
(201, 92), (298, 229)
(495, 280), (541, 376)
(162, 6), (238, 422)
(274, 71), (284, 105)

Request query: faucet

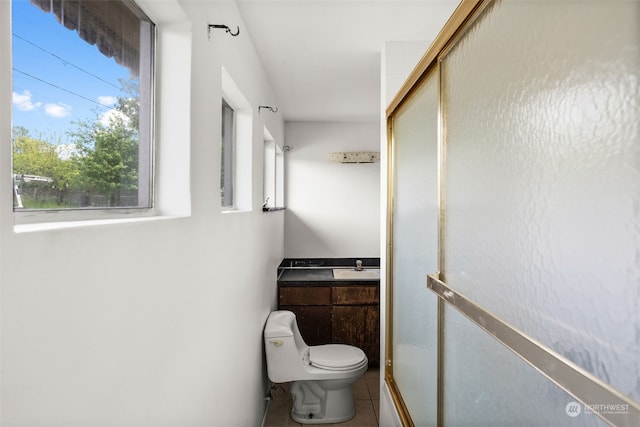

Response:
(355, 260), (363, 271)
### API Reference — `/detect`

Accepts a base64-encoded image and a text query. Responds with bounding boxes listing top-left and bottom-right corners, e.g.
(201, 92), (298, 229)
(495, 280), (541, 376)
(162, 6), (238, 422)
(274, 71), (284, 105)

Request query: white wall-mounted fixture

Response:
(328, 152), (380, 164)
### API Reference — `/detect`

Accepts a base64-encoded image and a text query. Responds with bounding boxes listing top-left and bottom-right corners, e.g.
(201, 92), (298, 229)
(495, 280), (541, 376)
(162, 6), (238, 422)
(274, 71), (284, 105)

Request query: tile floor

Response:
(264, 367), (380, 427)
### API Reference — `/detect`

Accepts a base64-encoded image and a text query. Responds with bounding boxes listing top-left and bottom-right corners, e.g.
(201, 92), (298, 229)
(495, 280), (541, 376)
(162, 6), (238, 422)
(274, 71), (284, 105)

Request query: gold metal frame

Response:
(385, 0), (640, 426)
(386, 104), (419, 426)
(427, 275), (640, 427)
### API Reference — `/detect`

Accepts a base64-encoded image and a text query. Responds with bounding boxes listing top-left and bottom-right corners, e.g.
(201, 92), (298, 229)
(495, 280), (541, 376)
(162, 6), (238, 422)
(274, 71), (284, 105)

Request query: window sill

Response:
(13, 214), (185, 234)
(221, 208), (252, 214)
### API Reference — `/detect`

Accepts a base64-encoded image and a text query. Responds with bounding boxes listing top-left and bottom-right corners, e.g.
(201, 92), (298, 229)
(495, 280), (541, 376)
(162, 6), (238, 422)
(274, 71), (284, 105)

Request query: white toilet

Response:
(264, 310), (368, 424)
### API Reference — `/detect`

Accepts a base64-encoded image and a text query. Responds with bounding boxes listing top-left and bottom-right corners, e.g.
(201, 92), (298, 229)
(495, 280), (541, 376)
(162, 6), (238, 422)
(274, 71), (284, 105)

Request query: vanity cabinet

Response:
(278, 285), (380, 365)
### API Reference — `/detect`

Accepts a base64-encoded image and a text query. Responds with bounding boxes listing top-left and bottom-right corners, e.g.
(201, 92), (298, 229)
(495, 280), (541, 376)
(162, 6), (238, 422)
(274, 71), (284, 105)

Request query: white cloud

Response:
(97, 95), (117, 106)
(45, 103), (72, 118)
(55, 144), (79, 160)
(13, 90), (42, 111)
(99, 109), (129, 127)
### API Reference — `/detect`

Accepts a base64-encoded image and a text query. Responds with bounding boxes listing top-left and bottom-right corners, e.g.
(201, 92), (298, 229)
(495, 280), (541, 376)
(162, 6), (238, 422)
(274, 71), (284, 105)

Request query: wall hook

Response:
(208, 24), (240, 38)
(259, 105), (278, 114)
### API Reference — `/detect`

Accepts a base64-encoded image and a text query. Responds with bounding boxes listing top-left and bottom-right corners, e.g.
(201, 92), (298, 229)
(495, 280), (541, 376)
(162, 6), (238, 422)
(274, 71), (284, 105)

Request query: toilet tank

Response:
(264, 310), (309, 383)
(264, 310), (295, 338)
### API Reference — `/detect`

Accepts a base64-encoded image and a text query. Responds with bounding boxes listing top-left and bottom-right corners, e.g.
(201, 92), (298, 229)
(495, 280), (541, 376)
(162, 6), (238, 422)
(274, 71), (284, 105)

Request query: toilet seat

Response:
(309, 344), (367, 371)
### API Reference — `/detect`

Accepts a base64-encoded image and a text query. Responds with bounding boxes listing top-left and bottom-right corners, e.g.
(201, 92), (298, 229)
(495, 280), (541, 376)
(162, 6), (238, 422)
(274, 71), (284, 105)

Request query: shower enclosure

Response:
(385, 1), (640, 426)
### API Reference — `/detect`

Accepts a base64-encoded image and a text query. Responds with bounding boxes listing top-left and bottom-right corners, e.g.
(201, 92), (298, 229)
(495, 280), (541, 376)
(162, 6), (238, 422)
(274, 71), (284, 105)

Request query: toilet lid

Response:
(309, 344), (367, 370)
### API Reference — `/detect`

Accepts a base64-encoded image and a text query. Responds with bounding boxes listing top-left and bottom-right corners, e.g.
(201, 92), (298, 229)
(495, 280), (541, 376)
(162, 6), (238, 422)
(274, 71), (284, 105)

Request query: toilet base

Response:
(290, 379), (357, 424)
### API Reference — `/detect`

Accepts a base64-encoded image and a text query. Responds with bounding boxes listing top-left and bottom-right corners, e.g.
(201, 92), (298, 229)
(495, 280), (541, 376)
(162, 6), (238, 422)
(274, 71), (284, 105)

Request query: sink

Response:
(332, 268), (380, 279)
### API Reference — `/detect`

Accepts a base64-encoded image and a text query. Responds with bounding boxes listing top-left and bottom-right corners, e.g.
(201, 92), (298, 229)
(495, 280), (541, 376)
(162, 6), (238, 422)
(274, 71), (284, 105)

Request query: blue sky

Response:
(12, 0), (131, 144)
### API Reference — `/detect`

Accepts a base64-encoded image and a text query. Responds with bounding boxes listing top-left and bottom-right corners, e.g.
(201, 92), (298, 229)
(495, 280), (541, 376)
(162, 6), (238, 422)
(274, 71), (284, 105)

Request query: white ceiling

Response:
(235, 0), (460, 122)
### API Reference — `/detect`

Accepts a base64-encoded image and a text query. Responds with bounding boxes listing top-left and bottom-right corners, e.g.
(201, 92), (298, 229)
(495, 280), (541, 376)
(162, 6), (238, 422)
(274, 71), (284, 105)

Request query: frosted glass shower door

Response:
(389, 73), (439, 426)
(437, 0), (640, 426)
(387, 0), (639, 425)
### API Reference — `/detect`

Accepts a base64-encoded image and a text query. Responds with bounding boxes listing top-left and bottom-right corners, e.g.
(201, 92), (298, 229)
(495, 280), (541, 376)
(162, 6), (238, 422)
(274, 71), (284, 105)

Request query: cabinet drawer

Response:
(333, 286), (379, 305)
(279, 286), (331, 306)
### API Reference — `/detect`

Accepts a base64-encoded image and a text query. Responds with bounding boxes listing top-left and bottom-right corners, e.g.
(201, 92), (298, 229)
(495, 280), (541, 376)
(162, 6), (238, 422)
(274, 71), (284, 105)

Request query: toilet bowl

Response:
(264, 310), (368, 424)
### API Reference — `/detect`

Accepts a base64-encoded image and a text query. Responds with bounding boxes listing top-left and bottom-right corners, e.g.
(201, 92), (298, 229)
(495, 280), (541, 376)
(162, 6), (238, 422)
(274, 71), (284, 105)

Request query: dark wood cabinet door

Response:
(332, 305), (379, 364)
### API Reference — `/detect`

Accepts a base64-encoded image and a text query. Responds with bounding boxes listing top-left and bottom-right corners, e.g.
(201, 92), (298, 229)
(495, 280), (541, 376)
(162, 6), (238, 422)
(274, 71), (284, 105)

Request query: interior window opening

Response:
(220, 66), (253, 212)
(262, 128), (285, 211)
(221, 99), (235, 208)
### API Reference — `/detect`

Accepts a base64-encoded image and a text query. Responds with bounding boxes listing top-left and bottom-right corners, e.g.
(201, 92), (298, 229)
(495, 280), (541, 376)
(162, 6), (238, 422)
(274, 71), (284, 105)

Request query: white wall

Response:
(1, 1), (284, 426)
(284, 121), (380, 258)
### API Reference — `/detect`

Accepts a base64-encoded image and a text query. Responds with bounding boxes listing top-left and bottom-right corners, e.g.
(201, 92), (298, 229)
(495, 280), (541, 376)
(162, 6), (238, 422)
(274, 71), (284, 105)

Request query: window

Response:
(263, 128), (285, 210)
(220, 66), (252, 211)
(263, 131), (275, 209)
(275, 144), (284, 207)
(221, 99), (235, 207)
(11, 0), (155, 211)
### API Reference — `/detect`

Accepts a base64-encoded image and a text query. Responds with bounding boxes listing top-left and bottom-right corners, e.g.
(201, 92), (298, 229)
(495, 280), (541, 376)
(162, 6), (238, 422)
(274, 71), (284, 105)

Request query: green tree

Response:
(70, 114), (138, 206)
(13, 127), (58, 176)
(12, 127), (77, 206)
(69, 77), (140, 206)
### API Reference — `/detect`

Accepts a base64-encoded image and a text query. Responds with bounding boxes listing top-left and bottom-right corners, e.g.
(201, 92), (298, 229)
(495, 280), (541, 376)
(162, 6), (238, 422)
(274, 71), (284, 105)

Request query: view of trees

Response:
(12, 79), (141, 209)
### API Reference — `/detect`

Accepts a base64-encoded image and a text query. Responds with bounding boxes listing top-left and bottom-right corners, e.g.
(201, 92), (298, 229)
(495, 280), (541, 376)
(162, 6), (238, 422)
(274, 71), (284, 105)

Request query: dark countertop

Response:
(277, 269), (380, 286)
(278, 268), (335, 283)
(278, 267), (380, 286)
(277, 257), (380, 286)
